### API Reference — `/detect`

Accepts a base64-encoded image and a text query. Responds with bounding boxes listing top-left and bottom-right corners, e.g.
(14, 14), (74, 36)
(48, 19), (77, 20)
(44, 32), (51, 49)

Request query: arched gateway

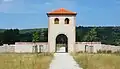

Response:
(47, 8), (77, 53)
(56, 34), (68, 52)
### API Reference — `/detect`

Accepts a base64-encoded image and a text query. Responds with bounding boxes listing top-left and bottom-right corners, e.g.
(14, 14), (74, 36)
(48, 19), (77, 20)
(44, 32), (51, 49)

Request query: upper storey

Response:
(47, 8), (77, 16)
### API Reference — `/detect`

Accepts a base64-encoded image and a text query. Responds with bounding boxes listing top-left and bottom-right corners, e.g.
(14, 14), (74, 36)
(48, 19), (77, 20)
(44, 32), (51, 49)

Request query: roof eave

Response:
(47, 13), (77, 16)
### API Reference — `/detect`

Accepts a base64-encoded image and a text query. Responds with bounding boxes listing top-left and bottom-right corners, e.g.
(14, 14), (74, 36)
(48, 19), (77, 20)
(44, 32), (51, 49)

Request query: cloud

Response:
(0, 0), (24, 13)
(0, 0), (78, 13)
(0, 0), (14, 12)
(3, 0), (13, 2)
(44, 2), (52, 5)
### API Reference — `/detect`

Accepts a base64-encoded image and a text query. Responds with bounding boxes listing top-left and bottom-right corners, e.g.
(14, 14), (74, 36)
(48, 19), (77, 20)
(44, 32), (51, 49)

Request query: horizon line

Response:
(0, 25), (120, 30)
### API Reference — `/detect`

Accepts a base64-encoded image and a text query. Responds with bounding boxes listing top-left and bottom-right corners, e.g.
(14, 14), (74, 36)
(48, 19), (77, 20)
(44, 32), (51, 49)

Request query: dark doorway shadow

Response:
(55, 34), (68, 53)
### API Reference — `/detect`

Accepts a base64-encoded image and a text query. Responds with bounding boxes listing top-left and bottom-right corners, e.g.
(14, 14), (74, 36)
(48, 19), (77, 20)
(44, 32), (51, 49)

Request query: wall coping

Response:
(15, 42), (48, 45)
(76, 42), (101, 44)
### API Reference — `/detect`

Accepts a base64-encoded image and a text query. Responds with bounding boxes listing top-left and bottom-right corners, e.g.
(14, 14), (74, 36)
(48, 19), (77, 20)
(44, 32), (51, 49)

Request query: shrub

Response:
(97, 50), (112, 54)
(113, 50), (120, 55)
(102, 50), (107, 53)
(97, 50), (102, 53)
(106, 50), (112, 54)
(97, 50), (107, 54)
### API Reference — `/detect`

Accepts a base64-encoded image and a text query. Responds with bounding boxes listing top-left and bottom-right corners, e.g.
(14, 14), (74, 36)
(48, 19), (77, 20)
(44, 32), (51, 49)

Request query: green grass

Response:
(72, 53), (120, 69)
(0, 53), (53, 69)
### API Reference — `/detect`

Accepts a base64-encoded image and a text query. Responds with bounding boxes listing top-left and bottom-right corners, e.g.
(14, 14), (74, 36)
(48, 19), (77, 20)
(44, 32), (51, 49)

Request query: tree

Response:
(3, 29), (20, 44)
(76, 27), (81, 42)
(32, 31), (40, 53)
(83, 27), (98, 42)
(39, 29), (44, 42)
(0, 32), (3, 45)
(32, 31), (40, 42)
(0, 26), (119, 46)
(13, 29), (20, 42)
(44, 29), (48, 42)
(111, 28), (120, 45)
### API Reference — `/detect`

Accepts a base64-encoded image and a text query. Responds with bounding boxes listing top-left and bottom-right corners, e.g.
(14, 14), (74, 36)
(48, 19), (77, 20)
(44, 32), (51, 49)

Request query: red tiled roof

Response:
(47, 8), (77, 15)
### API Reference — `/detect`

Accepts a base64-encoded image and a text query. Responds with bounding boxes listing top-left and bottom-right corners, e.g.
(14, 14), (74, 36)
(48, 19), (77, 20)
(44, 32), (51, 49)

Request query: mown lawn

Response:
(72, 53), (120, 69)
(0, 53), (53, 69)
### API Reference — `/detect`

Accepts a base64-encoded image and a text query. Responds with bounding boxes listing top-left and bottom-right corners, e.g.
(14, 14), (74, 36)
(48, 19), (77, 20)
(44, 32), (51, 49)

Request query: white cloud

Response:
(44, 2), (52, 5)
(3, 0), (13, 2)
(0, 0), (78, 13)
(0, 0), (24, 13)
(0, 0), (14, 12)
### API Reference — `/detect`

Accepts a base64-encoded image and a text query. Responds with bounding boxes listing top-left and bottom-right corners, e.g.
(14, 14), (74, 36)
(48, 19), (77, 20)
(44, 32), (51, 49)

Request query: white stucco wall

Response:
(35, 42), (49, 52)
(75, 42), (120, 53)
(91, 43), (102, 53)
(15, 45), (33, 53)
(75, 42), (102, 53)
(0, 42), (120, 53)
(14, 42), (48, 53)
(0, 44), (15, 52)
(75, 42), (85, 52)
(48, 15), (76, 52)
(101, 44), (120, 52)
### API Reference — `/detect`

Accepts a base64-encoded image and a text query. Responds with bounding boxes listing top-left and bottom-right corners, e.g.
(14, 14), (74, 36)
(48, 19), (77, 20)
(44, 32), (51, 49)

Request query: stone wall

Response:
(100, 44), (120, 52)
(75, 42), (101, 53)
(15, 42), (49, 53)
(75, 42), (120, 53)
(35, 42), (49, 52)
(0, 42), (120, 53)
(0, 42), (49, 53)
(0, 44), (15, 52)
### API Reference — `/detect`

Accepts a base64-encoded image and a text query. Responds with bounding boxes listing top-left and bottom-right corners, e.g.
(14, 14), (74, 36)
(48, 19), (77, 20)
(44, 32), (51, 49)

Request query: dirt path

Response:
(49, 52), (82, 69)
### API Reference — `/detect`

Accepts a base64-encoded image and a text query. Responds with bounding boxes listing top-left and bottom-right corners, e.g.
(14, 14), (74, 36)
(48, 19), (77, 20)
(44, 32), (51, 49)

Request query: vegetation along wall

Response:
(0, 26), (120, 46)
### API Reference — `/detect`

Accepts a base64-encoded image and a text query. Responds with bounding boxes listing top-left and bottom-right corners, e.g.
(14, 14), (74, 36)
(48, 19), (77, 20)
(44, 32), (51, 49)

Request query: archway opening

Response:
(65, 18), (69, 24)
(56, 34), (68, 53)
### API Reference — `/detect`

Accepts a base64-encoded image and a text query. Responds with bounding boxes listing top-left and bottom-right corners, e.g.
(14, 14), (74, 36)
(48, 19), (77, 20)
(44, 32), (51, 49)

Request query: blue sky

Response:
(0, 0), (120, 29)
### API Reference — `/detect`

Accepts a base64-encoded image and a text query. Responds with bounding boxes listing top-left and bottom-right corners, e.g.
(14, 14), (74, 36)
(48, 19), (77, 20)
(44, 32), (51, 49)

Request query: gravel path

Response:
(49, 47), (82, 69)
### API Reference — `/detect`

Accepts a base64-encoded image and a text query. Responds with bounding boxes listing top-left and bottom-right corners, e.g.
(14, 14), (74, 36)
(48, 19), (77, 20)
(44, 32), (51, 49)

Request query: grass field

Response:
(72, 53), (120, 69)
(0, 53), (53, 69)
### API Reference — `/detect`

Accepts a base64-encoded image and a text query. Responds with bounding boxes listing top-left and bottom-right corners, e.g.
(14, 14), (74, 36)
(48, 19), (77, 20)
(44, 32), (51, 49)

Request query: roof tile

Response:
(47, 8), (77, 15)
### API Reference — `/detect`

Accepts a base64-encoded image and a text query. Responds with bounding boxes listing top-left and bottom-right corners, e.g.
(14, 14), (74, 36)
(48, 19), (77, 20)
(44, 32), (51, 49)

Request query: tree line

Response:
(76, 26), (120, 46)
(0, 26), (120, 46)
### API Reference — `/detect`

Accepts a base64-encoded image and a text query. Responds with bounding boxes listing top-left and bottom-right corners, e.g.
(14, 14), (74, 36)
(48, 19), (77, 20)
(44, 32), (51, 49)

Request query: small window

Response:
(65, 18), (69, 24)
(54, 18), (59, 24)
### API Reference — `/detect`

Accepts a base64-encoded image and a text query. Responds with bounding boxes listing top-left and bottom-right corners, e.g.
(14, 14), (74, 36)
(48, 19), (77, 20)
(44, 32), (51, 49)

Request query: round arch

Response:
(55, 34), (68, 53)
(65, 18), (69, 24)
(54, 18), (59, 24)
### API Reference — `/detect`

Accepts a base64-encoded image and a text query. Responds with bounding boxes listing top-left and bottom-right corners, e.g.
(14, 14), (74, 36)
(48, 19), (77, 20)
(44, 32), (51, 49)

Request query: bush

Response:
(113, 50), (120, 55)
(97, 50), (112, 54)
(97, 50), (102, 53)
(106, 50), (112, 54)
(97, 50), (106, 54)
(102, 50), (107, 53)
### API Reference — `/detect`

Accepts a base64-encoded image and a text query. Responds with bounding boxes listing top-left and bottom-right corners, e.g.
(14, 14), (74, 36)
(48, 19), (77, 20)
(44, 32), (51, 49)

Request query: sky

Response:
(0, 0), (120, 29)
